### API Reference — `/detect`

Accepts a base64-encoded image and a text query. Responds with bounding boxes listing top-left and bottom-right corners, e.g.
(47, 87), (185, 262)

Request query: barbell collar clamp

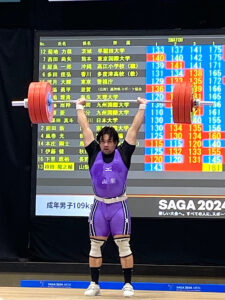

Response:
(12, 98), (28, 108)
(193, 99), (214, 107)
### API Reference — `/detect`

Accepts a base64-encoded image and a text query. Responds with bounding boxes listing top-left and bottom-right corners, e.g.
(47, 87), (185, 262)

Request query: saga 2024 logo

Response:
(159, 199), (225, 211)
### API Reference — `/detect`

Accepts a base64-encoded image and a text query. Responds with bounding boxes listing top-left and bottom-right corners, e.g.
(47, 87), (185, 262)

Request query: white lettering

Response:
(159, 199), (167, 210)
(159, 199), (196, 210)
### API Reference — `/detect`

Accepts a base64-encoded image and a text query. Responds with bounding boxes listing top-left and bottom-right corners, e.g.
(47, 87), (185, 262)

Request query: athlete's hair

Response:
(97, 126), (119, 145)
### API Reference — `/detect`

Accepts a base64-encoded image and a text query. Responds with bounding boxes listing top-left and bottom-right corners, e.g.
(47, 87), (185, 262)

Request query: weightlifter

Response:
(76, 97), (147, 297)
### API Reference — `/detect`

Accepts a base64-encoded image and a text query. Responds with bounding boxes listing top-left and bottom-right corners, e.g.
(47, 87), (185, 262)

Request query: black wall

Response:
(1, 0), (225, 266)
(0, 0), (225, 31)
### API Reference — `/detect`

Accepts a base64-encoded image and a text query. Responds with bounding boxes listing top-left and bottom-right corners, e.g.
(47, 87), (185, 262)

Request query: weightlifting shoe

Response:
(84, 281), (100, 296)
(122, 283), (134, 297)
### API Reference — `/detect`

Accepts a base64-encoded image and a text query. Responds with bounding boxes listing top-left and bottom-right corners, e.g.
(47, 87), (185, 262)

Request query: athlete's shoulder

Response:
(85, 140), (100, 155)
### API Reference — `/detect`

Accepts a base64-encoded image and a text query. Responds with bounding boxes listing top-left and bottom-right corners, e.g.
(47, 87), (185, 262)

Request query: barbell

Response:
(11, 81), (213, 124)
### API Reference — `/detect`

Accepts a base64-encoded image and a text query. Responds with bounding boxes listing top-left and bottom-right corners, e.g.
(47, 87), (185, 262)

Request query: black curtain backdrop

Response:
(1, 0), (225, 266)
(0, 0), (224, 31)
(0, 28), (33, 260)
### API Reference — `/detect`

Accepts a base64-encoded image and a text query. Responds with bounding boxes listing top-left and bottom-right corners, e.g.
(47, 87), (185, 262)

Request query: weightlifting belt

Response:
(94, 193), (127, 204)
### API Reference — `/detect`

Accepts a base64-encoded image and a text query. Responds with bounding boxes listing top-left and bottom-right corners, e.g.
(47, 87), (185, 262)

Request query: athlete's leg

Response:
(85, 200), (109, 296)
(110, 200), (134, 297)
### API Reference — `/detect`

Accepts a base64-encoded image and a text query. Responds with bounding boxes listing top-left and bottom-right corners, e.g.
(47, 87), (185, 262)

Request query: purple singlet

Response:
(90, 149), (128, 198)
(89, 149), (131, 237)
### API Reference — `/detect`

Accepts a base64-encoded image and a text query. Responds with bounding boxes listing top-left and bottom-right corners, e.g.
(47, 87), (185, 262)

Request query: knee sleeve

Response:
(114, 237), (132, 258)
(89, 238), (105, 258)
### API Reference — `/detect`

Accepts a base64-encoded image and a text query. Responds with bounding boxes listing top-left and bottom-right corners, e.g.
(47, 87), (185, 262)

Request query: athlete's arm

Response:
(118, 140), (135, 169)
(76, 98), (95, 147)
(125, 97), (147, 145)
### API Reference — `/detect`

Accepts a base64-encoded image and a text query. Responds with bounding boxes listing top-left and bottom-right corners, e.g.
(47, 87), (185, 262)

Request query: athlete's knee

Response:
(89, 238), (105, 258)
(114, 237), (132, 258)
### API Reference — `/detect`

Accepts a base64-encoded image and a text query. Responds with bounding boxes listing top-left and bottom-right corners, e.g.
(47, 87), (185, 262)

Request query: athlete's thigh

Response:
(89, 199), (110, 237)
(110, 200), (131, 236)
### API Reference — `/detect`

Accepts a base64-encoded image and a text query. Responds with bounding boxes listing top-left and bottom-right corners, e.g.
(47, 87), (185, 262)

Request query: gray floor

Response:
(1, 272), (225, 287)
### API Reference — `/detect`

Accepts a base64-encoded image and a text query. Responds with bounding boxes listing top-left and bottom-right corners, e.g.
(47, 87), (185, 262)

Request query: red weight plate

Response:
(39, 82), (54, 123)
(184, 82), (193, 124)
(38, 82), (48, 123)
(172, 83), (180, 123)
(178, 82), (186, 123)
(33, 82), (44, 123)
(28, 82), (37, 123)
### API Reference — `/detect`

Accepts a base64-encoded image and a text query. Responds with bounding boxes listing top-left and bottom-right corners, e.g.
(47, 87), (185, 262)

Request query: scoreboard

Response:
(33, 32), (225, 218)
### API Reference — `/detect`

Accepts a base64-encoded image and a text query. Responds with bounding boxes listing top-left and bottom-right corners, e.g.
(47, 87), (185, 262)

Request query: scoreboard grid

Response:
(32, 31), (225, 218)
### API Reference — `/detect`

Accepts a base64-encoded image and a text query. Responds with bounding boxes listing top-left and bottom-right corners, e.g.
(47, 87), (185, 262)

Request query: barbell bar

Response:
(11, 81), (214, 124)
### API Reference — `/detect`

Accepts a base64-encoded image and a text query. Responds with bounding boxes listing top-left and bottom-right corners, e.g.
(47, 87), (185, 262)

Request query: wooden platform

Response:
(0, 287), (224, 300)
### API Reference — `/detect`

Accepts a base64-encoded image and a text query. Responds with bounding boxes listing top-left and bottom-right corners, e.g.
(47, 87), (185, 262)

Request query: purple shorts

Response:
(89, 199), (131, 237)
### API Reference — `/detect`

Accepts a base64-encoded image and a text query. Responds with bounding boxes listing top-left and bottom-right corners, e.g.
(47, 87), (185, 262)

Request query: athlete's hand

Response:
(137, 97), (147, 105)
(76, 98), (86, 106)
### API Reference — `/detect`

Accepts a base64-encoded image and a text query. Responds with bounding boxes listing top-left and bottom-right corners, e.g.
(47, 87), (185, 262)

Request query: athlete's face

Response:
(99, 134), (117, 155)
